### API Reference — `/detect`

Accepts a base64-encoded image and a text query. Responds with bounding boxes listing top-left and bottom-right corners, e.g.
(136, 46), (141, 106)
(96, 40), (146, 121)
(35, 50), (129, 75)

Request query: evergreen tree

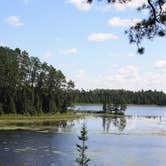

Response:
(35, 94), (42, 114)
(49, 96), (58, 114)
(74, 89), (166, 106)
(76, 123), (90, 166)
(0, 46), (75, 115)
(0, 103), (4, 115)
(8, 97), (16, 114)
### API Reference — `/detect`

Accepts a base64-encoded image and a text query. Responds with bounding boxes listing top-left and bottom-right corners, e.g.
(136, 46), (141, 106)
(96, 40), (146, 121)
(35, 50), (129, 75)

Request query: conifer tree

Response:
(8, 97), (16, 114)
(35, 94), (42, 114)
(0, 103), (4, 115)
(49, 96), (57, 114)
(76, 123), (90, 166)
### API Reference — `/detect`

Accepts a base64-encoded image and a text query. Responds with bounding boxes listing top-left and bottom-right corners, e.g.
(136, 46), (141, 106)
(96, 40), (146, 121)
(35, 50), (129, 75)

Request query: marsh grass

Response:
(0, 113), (83, 130)
(0, 112), (127, 131)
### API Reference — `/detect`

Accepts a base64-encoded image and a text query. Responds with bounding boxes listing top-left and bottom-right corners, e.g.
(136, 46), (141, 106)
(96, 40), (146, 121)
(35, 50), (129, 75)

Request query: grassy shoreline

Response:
(0, 113), (83, 131)
(0, 112), (126, 131)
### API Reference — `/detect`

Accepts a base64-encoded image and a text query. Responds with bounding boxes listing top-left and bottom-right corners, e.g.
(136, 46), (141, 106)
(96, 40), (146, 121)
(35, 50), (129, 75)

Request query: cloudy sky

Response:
(1, 0), (166, 91)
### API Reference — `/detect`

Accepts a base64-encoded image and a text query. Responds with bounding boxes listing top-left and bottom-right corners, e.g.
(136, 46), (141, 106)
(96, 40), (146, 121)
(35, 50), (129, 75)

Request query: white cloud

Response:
(68, 63), (166, 91)
(113, 0), (147, 11)
(68, 0), (149, 12)
(63, 48), (78, 55)
(68, 0), (91, 11)
(163, 3), (166, 11)
(108, 17), (141, 27)
(154, 60), (166, 70)
(88, 33), (118, 42)
(5, 16), (24, 27)
(103, 0), (147, 11)
(117, 65), (139, 79)
(71, 69), (92, 89)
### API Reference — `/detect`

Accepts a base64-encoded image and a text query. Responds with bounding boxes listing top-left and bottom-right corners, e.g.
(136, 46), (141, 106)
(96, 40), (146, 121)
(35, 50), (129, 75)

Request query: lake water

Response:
(0, 106), (166, 166)
(75, 105), (166, 116)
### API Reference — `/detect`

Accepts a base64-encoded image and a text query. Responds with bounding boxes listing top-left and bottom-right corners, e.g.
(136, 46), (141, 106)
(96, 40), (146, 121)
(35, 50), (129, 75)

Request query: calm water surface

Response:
(0, 106), (166, 166)
(75, 105), (166, 116)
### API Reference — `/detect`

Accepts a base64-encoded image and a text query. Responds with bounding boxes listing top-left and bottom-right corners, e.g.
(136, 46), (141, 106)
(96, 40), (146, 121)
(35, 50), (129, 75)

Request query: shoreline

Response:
(74, 103), (166, 107)
(0, 113), (83, 131)
(0, 112), (131, 131)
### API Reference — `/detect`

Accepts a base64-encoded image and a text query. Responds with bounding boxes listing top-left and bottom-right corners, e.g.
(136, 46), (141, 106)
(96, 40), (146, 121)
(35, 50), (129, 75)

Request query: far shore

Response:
(74, 103), (166, 107)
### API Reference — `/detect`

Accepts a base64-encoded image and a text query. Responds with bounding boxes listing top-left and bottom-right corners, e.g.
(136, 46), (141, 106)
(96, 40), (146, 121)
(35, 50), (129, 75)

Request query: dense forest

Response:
(73, 89), (166, 106)
(1, 46), (166, 115)
(0, 47), (75, 114)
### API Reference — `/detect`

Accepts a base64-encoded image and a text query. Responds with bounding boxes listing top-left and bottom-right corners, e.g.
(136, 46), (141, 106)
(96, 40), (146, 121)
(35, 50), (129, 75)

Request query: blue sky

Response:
(1, 0), (166, 91)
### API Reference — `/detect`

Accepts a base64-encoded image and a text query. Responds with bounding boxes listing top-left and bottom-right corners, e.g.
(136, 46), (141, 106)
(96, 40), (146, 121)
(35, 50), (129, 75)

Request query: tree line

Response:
(0, 46), (74, 114)
(73, 89), (166, 106)
(1, 46), (166, 115)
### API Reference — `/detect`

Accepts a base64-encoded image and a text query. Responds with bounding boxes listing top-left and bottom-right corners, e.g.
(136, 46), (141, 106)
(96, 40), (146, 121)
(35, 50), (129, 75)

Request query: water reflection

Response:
(102, 115), (127, 133)
(0, 113), (166, 166)
(41, 120), (75, 133)
(13, 120), (76, 133)
(75, 105), (166, 116)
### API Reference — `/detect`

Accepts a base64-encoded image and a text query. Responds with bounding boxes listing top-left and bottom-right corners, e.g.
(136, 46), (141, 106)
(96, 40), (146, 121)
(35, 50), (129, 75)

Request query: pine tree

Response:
(0, 46), (75, 114)
(49, 97), (57, 114)
(76, 123), (90, 166)
(8, 97), (16, 114)
(0, 103), (4, 115)
(35, 94), (42, 114)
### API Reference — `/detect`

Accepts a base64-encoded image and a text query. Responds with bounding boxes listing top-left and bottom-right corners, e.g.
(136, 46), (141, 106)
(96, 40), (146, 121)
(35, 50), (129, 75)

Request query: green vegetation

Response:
(0, 46), (74, 115)
(0, 113), (83, 130)
(102, 96), (127, 114)
(76, 123), (90, 166)
(1, 46), (166, 119)
(73, 89), (166, 106)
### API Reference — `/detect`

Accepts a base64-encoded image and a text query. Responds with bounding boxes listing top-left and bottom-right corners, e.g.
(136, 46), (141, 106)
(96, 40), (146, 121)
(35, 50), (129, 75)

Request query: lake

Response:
(0, 105), (166, 166)
(75, 105), (166, 116)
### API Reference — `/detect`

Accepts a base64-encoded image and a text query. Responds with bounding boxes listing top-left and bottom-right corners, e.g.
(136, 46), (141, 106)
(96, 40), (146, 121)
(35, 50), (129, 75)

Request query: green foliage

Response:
(0, 103), (4, 115)
(0, 46), (74, 115)
(35, 95), (42, 114)
(74, 89), (166, 106)
(8, 97), (16, 114)
(76, 123), (90, 166)
(49, 97), (58, 114)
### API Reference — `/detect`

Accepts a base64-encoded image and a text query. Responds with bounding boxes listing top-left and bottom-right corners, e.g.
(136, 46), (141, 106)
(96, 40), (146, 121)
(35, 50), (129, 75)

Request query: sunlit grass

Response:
(0, 113), (84, 130)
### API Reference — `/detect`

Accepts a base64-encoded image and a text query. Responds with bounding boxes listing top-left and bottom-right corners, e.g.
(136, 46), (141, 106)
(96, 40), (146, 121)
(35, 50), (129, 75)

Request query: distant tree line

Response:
(1, 46), (166, 115)
(0, 47), (74, 114)
(73, 89), (166, 106)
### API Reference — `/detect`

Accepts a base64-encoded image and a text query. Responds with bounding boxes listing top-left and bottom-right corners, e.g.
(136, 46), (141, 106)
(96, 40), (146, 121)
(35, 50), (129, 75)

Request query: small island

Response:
(102, 97), (127, 115)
